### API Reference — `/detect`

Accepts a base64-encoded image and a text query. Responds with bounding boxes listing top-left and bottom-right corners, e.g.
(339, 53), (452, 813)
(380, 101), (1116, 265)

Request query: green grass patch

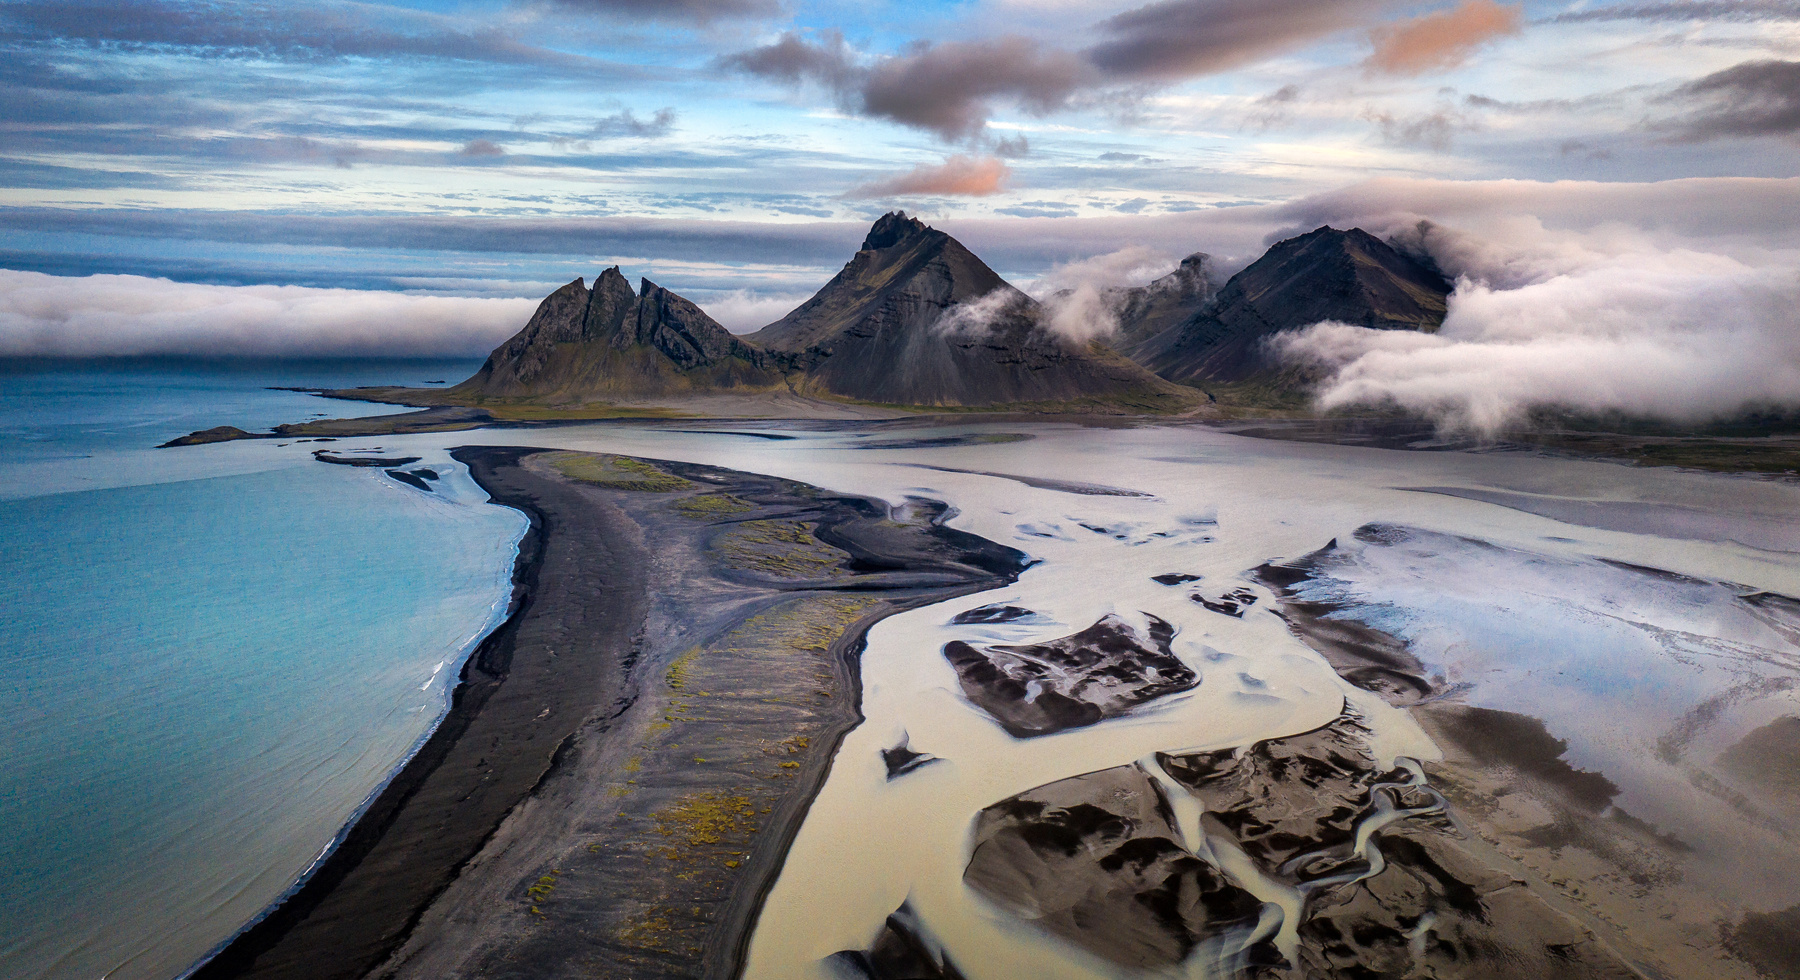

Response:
(672, 492), (754, 519)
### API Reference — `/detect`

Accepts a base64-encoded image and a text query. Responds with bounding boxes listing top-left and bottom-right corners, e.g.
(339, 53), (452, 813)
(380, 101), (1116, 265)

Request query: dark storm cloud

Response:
(1658, 60), (1800, 140)
(859, 38), (1094, 142)
(0, 0), (627, 73)
(1549, 1), (1800, 22)
(724, 33), (1089, 141)
(1085, 0), (1392, 81)
(726, 0), (1413, 141)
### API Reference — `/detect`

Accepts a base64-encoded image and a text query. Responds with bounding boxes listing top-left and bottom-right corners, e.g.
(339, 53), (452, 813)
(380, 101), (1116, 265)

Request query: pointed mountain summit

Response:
(749, 212), (1186, 408)
(454, 268), (782, 401)
(1124, 226), (1451, 385)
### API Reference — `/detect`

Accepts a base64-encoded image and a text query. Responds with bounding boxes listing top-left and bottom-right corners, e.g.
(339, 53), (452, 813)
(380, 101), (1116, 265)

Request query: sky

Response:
(0, 0), (1797, 395)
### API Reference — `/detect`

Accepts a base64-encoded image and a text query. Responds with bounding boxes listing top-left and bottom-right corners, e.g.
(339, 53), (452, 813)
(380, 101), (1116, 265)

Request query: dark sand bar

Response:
(193, 446), (1024, 980)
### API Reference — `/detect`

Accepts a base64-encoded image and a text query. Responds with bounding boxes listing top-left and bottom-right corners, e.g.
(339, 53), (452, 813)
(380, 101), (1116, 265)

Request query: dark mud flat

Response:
(194, 448), (1024, 980)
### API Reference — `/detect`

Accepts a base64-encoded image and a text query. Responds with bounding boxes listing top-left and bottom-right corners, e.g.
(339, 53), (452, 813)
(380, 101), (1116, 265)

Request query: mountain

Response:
(1109, 252), (1216, 351)
(747, 212), (1186, 408)
(452, 268), (784, 401)
(1121, 226), (1451, 385)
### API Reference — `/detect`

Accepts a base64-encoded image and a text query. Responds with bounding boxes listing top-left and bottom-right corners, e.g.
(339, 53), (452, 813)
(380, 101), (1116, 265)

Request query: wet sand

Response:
(192, 446), (1023, 980)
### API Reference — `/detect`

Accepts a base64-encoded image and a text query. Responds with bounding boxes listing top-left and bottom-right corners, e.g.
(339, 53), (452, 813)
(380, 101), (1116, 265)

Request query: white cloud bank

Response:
(0, 270), (536, 357)
(1265, 177), (1800, 433)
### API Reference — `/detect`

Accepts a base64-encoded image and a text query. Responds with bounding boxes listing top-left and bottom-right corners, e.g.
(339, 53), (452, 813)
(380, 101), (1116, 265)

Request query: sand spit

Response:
(193, 446), (1026, 980)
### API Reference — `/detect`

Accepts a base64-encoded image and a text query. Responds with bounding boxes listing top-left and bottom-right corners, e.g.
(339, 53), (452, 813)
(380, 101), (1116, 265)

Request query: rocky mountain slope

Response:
(452, 267), (784, 401)
(1109, 252), (1216, 352)
(748, 212), (1188, 409)
(1120, 226), (1451, 386)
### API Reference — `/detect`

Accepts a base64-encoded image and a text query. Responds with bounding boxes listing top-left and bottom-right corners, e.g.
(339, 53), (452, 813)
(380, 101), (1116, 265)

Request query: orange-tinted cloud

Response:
(1366, 0), (1523, 76)
(844, 155), (1012, 198)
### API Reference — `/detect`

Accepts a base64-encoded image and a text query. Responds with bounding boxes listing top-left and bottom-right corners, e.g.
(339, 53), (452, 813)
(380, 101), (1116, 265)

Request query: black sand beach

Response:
(192, 446), (1024, 980)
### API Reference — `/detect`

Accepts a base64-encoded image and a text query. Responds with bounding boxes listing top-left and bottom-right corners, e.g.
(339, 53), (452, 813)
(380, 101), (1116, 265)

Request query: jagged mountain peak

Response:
(1122, 224), (1452, 385)
(862, 211), (931, 251)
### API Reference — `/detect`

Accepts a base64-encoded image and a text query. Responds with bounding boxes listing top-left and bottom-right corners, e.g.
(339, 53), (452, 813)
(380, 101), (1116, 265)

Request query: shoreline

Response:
(190, 446), (587, 980)
(191, 446), (1026, 980)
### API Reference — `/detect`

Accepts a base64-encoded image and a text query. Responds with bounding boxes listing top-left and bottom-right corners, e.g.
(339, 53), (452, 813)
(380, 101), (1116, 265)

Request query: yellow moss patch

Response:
(672, 492), (754, 520)
(652, 792), (759, 849)
(666, 647), (700, 691)
(715, 519), (851, 579)
(547, 451), (692, 492)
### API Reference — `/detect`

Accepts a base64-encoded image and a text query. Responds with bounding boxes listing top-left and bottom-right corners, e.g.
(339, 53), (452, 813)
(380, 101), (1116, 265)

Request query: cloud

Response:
(1548, 1), (1800, 23)
(1658, 60), (1800, 141)
(1267, 205), (1800, 433)
(459, 139), (506, 157)
(0, 271), (535, 357)
(1365, 0), (1523, 76)
(931, 287), (1031, 337)
(1026, 246), (1176, 343)
(685, 288), (813, 332)
(590, 108), (677, 138)
(1086, 0), (1393, 81)
(0, 0), (625, 74)
(844, 156), (1012, 198)
(726, 2), (1410, 140)
(860, 38), (1093, 142)
(543, 0), (781, 21)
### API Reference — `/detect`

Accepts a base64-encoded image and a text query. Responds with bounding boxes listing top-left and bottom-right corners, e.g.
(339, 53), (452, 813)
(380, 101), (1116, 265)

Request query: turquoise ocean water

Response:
(0, 360), (527, 980)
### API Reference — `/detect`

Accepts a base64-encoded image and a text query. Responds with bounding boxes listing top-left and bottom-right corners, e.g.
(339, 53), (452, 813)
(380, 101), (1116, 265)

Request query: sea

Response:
(0, 360), (526, 980)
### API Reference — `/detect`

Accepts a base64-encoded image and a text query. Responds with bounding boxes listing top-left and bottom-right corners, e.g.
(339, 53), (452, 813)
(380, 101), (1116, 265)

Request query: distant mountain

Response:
(1121, 226), (1451, 385)
(453, 268), (784, 401)
(1109, 252), (1216, 351)
(748, 212), (1186, 408)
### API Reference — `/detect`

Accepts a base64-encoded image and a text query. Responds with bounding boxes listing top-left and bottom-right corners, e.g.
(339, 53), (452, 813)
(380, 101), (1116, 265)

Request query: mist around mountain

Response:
(449, 212), (1191, 412)
(747, 213), (1186, 408)
(1116, 226), (1452, 387)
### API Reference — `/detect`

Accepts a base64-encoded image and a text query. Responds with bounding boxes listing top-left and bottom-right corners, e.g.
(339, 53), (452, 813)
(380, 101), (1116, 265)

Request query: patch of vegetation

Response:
(715, 519), (852, 579)
(666, 647), (700, 691)
(672, 492), (754, 520)
(548, 451), (693, 491)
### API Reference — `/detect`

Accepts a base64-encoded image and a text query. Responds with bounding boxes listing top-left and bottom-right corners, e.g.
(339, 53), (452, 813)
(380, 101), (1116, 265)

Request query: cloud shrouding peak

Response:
(1365, 0), (1523, 76)
(0, 271), (534, 358)
(1263, 179), (1800, 433)
(845, 156), (1012, 198)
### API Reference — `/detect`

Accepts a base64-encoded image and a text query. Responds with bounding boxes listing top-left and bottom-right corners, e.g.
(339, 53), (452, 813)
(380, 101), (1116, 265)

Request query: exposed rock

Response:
(949, 603), (1038, 625)
(942, 613), (1197, 737)
(880, 736), (938, 779)
(452, 269), (785, 401)
(1111, 251), (1217, 350)
(827, 902), (966, 979)
(747, 212), (1189, 409)
(158, 425), (255, 447)
(1191, 587), (1258, 617)
(963, 762), (1271, 970)
(1122, 226), (1451, 385)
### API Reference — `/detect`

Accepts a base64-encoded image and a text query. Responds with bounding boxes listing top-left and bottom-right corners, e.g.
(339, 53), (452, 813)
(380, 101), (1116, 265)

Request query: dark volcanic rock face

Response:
(943, 614), (1197, 737)
(452, 268), (784, 400)
(746, 212), (1186, 408)
(1110, 252), (1217, 350)
(1123, 226), (1451, 385)
(963, 763), (1270, 970)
